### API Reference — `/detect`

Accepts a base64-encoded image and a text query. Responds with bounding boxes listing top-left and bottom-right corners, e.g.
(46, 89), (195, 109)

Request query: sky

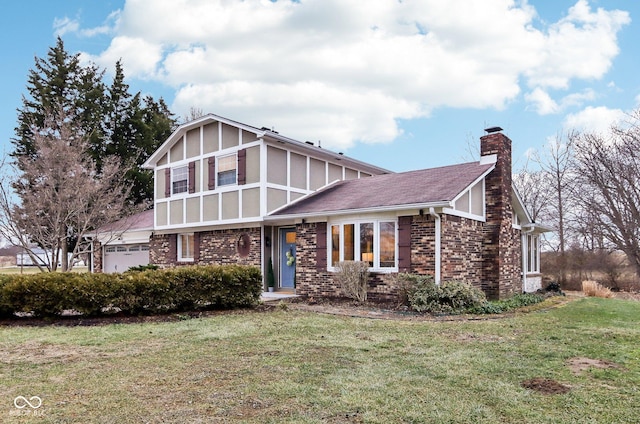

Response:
(1, 0), (638, 173)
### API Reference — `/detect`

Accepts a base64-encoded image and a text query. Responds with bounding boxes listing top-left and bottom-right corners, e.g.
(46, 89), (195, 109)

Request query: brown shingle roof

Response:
(271, 161), (494, 216)
(96, 209), (154, 234)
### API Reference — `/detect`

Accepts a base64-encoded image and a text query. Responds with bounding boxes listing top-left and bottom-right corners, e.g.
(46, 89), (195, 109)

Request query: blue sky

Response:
(1, 0), (638, 173)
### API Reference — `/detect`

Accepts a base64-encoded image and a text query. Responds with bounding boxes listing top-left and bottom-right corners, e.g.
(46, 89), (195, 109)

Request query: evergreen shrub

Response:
(0, 265), (262, 319)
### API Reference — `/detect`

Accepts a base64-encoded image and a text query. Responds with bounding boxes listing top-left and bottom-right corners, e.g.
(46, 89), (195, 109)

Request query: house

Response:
(90, 209), (154, 273)
(93, 114), (549, 300)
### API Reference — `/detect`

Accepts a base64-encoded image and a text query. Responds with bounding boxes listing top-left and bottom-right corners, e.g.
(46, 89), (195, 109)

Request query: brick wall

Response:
(295, 222), (418, 301)
(92, 241), (103, 273)
(441, 214), (484, 287)
(480, 131), (522, 299)
(409, 214), (436, 275)
(150, 227), (262, 269)
(197, 227), (261, 266)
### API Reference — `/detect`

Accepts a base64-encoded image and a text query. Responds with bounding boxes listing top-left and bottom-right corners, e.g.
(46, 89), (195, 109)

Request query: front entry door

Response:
(280, 228), (296, 289)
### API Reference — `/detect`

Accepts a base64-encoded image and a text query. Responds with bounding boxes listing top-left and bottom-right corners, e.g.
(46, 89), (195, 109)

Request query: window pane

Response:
(527, 235), (532, 272)
(180, 234), (194, 260)
(218, 169), (236, 186)
(533, 235), (538, 273)
(344, 224), (354, 261)
(218, 154), (237, 186)
(172, 166), (188, 194)
(360, 223), (374, 266)
(331, 225), (340, 266)
(379, 221), (396, 267)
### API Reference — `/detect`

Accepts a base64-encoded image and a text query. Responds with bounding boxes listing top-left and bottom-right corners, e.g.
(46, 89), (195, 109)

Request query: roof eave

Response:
(265, 201), (451, 221)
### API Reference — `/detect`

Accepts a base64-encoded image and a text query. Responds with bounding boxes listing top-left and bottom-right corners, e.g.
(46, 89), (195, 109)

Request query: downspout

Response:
(429, 207), (441, 284)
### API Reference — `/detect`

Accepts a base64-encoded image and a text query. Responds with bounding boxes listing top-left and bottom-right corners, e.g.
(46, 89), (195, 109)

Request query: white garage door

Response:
(104, 244), (150, 273)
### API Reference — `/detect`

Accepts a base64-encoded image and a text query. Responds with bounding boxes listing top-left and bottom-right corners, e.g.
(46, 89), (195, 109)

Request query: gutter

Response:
(429, 207), (441, 284)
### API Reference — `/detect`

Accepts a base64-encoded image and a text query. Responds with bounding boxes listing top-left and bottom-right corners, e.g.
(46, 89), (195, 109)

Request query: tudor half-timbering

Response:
(137, 114), (388, 289)
(93, 114), (549, 300)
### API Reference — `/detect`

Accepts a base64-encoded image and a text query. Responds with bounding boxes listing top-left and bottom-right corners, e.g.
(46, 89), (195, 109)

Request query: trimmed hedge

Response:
(0, 265), (262, 318)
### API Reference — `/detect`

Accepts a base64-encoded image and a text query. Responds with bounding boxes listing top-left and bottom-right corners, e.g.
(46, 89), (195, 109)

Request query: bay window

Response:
(330, 219), (397, 271)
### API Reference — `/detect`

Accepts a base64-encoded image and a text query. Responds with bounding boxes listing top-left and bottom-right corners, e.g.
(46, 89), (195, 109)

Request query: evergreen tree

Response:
(13, 38), (176, 206)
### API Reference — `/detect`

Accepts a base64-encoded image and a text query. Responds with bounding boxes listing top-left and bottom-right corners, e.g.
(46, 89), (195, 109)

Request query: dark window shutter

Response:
(237, 149), (247, 185)
(398, 216), (412, 272)
(316, 222), (327, 270)
(188, 161), (196, 193)
(168, 234), (177, 262)
(165, 168), (171, 197)
(193, 232), (200, 262)
(208, 156), (216, 190)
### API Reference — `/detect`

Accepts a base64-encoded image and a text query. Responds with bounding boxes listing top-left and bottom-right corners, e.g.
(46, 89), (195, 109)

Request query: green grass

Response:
(1, 297), (639, 423)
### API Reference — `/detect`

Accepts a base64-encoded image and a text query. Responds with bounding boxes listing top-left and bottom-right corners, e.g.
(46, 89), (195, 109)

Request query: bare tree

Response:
(0, 109), (133, 271)
(183, 107), (204, 123)
(572, 109), (640, 279)
(513, 157), (551, 222)
(531, 132), (577, 283)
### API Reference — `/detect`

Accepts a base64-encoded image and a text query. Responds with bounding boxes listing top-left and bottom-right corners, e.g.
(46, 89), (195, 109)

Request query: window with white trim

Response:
(178, 233), (194, 262)
(172, 166), (189, 194)
(526, 234), (540, 273)
(330, 220), (397, 271)
(217, 154), (237, 186)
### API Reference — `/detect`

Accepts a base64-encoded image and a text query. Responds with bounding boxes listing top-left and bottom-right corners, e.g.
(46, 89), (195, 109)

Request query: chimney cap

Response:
(484, 126), (503, 134)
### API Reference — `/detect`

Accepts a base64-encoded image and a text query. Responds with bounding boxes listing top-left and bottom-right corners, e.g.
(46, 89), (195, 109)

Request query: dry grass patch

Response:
(582, 280), (614, 298)
(567, 357), (621, 375)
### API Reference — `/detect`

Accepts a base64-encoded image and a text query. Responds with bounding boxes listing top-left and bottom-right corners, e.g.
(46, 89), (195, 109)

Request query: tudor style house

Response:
(92, 114), (549, 300)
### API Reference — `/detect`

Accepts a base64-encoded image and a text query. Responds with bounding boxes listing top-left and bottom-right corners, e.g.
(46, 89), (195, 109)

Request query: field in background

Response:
(0, 266), (88, 275)
(1, 297), (638, 423)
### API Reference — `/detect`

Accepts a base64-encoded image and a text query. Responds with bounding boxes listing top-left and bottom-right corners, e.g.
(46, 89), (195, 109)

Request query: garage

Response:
(103, 244), (150, 273)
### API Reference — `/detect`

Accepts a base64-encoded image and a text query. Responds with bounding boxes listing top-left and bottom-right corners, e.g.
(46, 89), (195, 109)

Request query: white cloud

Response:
(526, 87), (596, 115)
(563, 106), (625, 134)
(77, 0), (630, 148)
(53, 17), (80, 37)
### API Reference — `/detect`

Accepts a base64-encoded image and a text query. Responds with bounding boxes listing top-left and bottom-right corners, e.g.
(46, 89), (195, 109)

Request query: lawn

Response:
(1, 297), (639, 423)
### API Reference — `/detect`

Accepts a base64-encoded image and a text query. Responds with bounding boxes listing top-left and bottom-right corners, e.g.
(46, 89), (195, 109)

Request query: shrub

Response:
(469, 293), (545, 314)
(582, 280), (613, 298)
(0, 265), (263, 319)
(125, 264), (159, 272)
(334, 261), (369, 303)
(399, 274), (487, 314)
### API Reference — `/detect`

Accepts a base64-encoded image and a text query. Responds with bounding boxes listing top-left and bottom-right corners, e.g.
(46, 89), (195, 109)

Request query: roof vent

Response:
(484, 126), (503, 134)
(305, 141), (314, 146)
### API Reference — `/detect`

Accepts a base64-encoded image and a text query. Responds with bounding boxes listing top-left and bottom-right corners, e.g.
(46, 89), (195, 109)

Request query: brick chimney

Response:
(480, 128), (521, 299)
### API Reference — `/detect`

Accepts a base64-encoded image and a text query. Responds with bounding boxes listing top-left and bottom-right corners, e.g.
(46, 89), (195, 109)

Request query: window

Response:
(178, 233), (194, 262)
(217, 154), (237, 186)
(526, 234), (539, 274)
(330, 220), (397, 271)
(172, 166), (189, 194)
